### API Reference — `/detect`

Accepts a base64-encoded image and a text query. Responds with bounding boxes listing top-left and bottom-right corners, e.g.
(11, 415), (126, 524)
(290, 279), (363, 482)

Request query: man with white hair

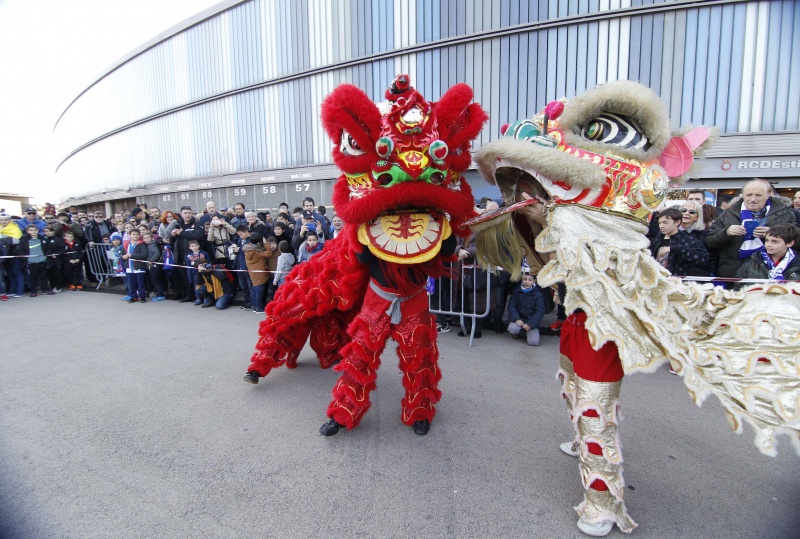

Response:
(705, 179), (796, 278)
(199, 200), (227, 226)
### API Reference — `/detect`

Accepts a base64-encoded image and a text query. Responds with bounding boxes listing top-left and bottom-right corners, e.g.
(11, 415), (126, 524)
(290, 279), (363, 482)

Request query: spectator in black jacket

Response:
(86, 212), (114, 244)
(649, 207), (709, 277)
(194, 258), (235, 310)
(142, 231), (166, 301)
(62, 230), (84, 290)
(735, 223), (800, 285)
(705, 180), (796, 278)
(171, 206), (206, 302)
(506, 273), (545, 346)
(41, 226), (66, 292)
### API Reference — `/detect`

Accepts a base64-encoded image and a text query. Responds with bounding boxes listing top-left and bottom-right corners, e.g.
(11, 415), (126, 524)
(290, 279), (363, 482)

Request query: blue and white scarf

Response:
(738, 201), (770, 259)
(760, 248), (795, 280)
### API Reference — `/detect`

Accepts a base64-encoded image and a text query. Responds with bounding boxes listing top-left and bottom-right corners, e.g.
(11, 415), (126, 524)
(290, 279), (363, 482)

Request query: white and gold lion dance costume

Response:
(470, 80), (800, 536)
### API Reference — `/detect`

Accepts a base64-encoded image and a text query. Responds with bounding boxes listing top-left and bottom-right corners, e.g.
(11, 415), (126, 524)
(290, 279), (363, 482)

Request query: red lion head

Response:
(321, 75), (487, 264)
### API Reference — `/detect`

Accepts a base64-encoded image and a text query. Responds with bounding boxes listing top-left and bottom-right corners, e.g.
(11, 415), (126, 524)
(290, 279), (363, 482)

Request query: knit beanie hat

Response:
(110, 232), (123, 243)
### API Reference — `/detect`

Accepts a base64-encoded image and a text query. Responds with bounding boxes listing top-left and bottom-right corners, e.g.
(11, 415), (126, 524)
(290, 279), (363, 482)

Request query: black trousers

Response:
(28, 262), (49, 293)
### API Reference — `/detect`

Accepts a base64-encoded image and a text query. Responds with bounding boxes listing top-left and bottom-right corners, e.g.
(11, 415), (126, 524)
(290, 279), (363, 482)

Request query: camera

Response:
(306, 222), (316, 233)
(202, 263), (213, 270)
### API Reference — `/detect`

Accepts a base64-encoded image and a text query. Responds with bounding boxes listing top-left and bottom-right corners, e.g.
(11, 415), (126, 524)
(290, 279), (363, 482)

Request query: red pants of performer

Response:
(327, 283), (441, 429)
(561, 311), (623, 493)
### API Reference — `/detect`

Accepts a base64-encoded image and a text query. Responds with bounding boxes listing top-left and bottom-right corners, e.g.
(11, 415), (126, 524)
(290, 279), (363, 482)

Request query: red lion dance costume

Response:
(470, 80), (800, 536)
(243, 75), (487, 437)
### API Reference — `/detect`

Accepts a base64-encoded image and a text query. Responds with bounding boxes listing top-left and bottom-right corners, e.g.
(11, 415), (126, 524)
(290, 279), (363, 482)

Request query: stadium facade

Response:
(55, 0), (800, 214)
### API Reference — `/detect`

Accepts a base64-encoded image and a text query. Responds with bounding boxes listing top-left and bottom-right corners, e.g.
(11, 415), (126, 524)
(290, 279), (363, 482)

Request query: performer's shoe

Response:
(577, 518), (613, 537)
(319, 419), (343, 436)
(412, 420), (430, 436)
(559, 441), (579, 457)
(242, 371), (260, 384)
(550, 319), (564, 331)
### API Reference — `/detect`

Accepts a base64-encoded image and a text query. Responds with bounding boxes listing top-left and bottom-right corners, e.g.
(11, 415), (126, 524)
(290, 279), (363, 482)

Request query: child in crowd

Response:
(233, 225), (252, 310)
(19, 224), (50, 296)
(648, 207), (708, 277)
(243, 232), (274, 314)
(273, 240), (295, 289)
(109, 232), (125, 287)
(142, 231), (166, 301)
(735, 223), (800, 283)
(185, 239), (210, 304)
(62, 230), (84, 290)
(42, 225), (66, 293)
(297, 232), (323, 263)
(122, 222), (135, 243)
(264, 236), (280, 302)
(506, 272), (545, 346)
(122, 229), (149, 303)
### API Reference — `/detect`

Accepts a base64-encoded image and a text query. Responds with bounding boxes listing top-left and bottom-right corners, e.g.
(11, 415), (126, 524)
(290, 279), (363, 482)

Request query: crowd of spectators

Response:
(2, 183), (798, 346)
(0, 196), (332, 306)
(645, 182), (800, 286)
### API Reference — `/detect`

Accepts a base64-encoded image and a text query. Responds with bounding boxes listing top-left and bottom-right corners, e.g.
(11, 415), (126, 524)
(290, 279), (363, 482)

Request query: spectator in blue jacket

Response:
(16, 207), (47, 235)
(506, 272), (546, 346)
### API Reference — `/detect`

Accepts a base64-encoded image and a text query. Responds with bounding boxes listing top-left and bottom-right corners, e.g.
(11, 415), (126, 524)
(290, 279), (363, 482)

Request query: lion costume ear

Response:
(658, 125), (718, 180)
(320, 84), (383, 173)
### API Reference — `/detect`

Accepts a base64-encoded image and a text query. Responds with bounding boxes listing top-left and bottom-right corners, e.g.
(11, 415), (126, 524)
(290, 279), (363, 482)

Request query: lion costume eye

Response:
(340, 132), (365, 156)
(580, 113), (651, 151)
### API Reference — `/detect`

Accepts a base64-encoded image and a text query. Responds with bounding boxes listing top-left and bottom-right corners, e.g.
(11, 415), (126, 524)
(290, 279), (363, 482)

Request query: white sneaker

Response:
(577, 518), (613, 537)
(560, 441), (579, 457)
(53, 287), (62, 293)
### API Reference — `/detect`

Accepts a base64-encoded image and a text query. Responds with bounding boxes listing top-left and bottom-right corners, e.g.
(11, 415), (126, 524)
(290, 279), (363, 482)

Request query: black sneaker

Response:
(319, 419), (343, 436)
(413, 420), (431, 436)
(243, 371), (260, 384)
(139, 297), (147, 303)
(437, 323), (450, 334)
(127, 298), (136, 303)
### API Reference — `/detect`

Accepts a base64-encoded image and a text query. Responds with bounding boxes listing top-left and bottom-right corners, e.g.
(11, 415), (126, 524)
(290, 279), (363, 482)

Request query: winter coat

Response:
(18, 234), (47, 267)
(507, 285), (546, 330)
(62, 240), (84, 264)
(734, 252), (800, 283)
(243, 243), (275, 287)
(172, 218), (206, 265)
(41, 235), (66, 269)
(247, 219), (270, 238)
(297, 241), (324, 263)
(273, 252), (295, 286)
(649, 230), (709, 277)
(158, 220), (180, 242)
(705, 197), (796, 277)
(145, 242), (162, 265)
(123, 240), (149, 272)
(207, 220), (237, 263)
(85, 219), (114, 243)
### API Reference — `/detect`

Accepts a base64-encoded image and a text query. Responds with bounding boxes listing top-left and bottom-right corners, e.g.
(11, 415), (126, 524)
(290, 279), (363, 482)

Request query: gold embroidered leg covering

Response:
(556, 354), (580, 453)
(574, 376), (637, 534)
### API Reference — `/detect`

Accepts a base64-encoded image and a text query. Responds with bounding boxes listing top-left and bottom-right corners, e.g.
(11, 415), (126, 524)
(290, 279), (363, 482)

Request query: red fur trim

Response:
(332, 174), (476, 231)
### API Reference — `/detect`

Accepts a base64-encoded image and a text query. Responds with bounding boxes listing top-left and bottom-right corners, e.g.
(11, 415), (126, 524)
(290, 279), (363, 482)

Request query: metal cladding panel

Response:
(57, 0), (800, 201)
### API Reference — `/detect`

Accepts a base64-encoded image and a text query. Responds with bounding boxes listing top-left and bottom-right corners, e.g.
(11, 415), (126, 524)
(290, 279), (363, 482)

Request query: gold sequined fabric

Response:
(536, 204), (800, 457)
(574, 377), (637, 534)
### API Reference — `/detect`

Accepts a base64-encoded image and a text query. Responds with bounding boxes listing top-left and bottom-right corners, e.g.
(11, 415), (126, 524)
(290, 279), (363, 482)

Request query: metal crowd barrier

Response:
(428, 263), (492, 347)
(85, 243), (120, 290)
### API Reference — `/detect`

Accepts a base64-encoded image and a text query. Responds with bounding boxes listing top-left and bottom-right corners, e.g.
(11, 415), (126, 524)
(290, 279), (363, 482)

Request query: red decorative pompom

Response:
(500, 123), (510, 136)
(544, 100), (564, 120)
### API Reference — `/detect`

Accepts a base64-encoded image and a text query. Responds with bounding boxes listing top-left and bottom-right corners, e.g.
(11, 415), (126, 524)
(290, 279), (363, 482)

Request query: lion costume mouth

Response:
(357, 211), (452, 264)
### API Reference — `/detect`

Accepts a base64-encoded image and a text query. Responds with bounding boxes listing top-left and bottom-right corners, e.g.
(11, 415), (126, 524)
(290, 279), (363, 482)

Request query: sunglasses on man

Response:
(679, 208), (698, 215)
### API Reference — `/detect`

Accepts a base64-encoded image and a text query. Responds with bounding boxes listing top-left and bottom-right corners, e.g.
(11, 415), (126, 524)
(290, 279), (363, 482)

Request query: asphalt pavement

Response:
(1, 288), (798, 538)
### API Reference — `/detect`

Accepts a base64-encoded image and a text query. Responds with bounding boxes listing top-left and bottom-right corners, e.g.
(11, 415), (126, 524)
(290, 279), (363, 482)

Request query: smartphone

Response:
(742, 219), (759, 235)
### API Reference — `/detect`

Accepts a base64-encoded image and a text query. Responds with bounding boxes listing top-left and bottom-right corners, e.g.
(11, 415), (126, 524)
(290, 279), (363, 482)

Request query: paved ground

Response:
(1, 288), (798, 538)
